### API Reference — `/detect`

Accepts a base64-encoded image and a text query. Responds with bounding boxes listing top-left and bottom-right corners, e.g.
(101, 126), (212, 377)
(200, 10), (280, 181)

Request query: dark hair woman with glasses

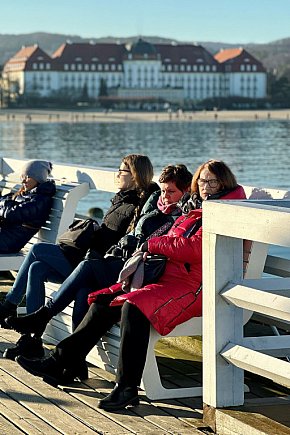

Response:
(13, 160), (246, 412)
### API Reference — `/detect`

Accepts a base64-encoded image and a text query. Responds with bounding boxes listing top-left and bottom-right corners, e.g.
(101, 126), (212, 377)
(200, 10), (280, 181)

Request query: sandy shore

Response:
(0, 108), (290, 123)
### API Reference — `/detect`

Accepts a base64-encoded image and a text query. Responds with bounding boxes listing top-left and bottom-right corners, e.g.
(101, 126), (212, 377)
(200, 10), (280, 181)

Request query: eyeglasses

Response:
(118, 169), (131, 175)
(197, 178), (219, 188)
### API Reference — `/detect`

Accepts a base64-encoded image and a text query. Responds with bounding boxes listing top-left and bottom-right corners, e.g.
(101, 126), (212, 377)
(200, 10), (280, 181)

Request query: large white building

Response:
(2, 39), (267, 104)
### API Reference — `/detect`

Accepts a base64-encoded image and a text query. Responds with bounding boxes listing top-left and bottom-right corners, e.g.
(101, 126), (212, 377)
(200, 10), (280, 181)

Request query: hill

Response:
(0, 32), (290, 77)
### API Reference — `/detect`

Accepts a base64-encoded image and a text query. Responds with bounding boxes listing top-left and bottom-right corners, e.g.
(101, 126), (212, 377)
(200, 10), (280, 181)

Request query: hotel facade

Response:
(2, 39), (267, 105)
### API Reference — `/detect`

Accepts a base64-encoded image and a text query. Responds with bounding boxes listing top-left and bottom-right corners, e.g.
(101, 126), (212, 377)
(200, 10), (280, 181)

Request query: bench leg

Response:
(141, 326), (203, 400)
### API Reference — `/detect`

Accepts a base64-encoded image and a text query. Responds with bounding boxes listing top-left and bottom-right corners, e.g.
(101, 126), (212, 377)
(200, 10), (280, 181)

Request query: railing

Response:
(202, 199), (290, 419)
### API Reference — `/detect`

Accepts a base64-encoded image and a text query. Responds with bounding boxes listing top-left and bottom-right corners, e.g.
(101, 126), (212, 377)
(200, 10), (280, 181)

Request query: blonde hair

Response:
(191, 160), (237, 194)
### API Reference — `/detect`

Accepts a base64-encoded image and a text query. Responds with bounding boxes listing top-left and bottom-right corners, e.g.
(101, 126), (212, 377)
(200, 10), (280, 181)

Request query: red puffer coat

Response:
(90, 185), (246, 336)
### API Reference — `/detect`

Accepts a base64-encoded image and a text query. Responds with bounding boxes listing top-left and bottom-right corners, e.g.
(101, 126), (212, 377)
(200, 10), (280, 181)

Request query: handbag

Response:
(57, 218), (100, 265)
(119, 252), (167, 292)
(142, 254), (167, 286)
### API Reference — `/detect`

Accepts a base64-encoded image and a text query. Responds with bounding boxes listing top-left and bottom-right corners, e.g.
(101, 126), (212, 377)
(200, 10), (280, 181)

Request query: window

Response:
(91, 64), (96, 71)
(252, 65), (257, 71)
(240, 65), (245, 71)
(92, 57), (99, 62)
(77, 64), (82, 71)
(206, 65), (210, 71)
(212, 65), (217, 71)
(187, 65), (191, 71)
(104, 64), (109, 71)
(71, 64), (76, 70)
(32, 63), (37, 70)
(84, 64), (89, 71)
(46, 63), (51, 70)
(109, 57), (115, 62)
(64, 64), (69, 70)
(98, 64), (103, 71)
(39, 63), (44, 70)
(199, 65), (204, 71)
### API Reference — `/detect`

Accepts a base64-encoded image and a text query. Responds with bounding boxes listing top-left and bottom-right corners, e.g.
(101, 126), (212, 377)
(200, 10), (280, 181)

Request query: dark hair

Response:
(191, 159), (237, 194)
(159, 164), (192, 192)
(122, 154), (154, 193)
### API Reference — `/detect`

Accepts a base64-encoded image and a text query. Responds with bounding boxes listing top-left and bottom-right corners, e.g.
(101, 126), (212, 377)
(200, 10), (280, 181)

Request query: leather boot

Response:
(16, 353), (88, 386)
(98, 384), (139, 411)
(5, 306), (51, 336)
(16, 353), (68, 386)
(0, 300), (17, 328)
(3, 334), (45, 360)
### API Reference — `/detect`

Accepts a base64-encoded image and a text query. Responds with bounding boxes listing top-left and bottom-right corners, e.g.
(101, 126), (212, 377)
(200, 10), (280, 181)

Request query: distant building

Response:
(2, 39), (267, 105)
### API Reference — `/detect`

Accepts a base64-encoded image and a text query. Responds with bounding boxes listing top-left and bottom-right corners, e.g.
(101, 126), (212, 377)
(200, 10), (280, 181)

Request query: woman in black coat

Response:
(0, 159), (55, 253)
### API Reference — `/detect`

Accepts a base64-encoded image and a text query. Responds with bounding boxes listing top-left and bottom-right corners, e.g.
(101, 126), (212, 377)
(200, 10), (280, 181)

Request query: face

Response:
(115, 163), (135, 191)
(160, 181), (184, 205)
(198, 168), (221, 200)
(21, 175), (38, 192)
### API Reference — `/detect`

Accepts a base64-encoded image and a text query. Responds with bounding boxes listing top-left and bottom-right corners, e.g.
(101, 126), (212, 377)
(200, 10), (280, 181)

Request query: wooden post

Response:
(202, 227), (244, 429)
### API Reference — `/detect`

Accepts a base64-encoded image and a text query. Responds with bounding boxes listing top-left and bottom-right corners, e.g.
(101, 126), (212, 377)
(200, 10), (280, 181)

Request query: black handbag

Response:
(142, 254), (167, 286)
(57, 218), (100, 265)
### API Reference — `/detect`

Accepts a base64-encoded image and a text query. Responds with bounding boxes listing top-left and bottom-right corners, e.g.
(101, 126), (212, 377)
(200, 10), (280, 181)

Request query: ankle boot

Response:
(5, 306), (51, 335)
(64, 359), (88, 381)
(16, 353), (67, 386)
(3, 334), (45, 361)
(98, 384), (139, 411)
(0, 300), (17, 327)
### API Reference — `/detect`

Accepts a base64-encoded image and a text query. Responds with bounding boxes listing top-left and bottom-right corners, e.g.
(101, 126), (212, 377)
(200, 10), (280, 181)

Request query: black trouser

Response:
(54, 297), (150, 387)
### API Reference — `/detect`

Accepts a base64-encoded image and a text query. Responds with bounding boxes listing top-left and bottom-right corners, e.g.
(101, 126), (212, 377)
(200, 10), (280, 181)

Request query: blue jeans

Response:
(6, 242), (73, 314)
(46, 256), (124, 329)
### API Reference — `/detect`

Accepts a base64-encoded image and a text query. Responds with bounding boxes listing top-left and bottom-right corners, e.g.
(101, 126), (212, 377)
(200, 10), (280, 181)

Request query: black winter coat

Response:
(0, 180), (56, 253)
(63, 183), (160, 267)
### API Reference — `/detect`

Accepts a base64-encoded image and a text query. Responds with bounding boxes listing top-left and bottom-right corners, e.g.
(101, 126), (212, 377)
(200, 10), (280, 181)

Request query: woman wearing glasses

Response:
(0, 155), (157, 332)
(0, 160), (55, 254)
(13, 160), (246, 411)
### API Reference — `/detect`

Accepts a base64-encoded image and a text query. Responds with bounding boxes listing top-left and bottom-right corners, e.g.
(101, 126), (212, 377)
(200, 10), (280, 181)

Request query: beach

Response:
(0, 108), (290, 123)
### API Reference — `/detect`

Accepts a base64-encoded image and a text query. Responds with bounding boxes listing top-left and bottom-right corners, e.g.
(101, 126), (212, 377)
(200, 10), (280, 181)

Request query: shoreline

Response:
(0, 108), (290, 124)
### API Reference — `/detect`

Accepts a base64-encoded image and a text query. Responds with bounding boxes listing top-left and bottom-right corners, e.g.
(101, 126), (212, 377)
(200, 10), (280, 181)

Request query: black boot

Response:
(5, 306), (51, 335)
(98, 384), (139, 411)
(16, 353), (68, 386)
(0, 300), (17, 327)
(3, 334), (45, 361)
(16, 353), (88, 386)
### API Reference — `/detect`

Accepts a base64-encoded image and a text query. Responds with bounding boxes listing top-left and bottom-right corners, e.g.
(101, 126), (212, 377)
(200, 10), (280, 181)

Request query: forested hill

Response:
(1, 32), (290, 77)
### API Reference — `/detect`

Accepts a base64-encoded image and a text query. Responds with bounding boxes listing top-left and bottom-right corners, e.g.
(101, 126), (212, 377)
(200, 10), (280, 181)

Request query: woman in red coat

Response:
(15, 160), (246, 411)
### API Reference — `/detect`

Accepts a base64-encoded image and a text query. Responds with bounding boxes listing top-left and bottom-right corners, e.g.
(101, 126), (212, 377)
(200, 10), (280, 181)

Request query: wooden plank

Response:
(203, 200), (290, 248)
(221, 343), (290, 388)
(0, 413), (24, 435)
(0, 393), (58, 434)
(221, 281), (290, 322)
(0, 361), (98, 434)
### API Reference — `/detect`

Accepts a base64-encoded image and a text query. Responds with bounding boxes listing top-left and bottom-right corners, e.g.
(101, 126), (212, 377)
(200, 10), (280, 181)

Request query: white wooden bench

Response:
(41, 184), (290, 400)
(0, 176), (90, 272)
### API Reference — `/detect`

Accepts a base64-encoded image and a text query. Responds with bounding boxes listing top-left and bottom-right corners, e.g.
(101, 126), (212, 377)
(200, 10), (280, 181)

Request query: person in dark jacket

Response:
(0, 159), (55, 253)
(0, 154), (157, 352)
(13, 160), (246, 412)
(4, 164), (192, 363)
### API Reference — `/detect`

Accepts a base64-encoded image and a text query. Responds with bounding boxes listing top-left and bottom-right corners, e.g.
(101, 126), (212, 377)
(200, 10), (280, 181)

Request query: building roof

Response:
(214, 47), (266, 72)
(214, 48), (244, 63)
(3, 45), (52, 72)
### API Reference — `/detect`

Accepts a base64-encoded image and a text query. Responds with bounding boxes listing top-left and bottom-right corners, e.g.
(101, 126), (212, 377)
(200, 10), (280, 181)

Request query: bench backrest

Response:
(0, 177), (89, 272)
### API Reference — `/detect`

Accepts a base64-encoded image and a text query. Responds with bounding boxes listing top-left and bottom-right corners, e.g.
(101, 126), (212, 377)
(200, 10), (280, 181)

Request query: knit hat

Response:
(21, 160), (53, 183)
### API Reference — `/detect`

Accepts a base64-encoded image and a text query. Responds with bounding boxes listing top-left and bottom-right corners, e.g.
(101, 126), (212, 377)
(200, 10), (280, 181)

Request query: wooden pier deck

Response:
(1, 326), (290, 434)
(1, 271), (290, 434)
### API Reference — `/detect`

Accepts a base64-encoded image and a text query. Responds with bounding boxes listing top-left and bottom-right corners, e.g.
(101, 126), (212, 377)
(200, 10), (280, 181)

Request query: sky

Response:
(2, 0), (290, 44)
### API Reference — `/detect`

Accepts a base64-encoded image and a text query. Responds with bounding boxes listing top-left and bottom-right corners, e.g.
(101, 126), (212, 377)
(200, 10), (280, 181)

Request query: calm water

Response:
(1, 118), (290, 257)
